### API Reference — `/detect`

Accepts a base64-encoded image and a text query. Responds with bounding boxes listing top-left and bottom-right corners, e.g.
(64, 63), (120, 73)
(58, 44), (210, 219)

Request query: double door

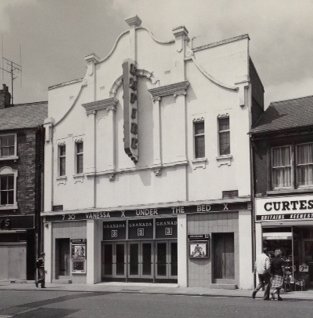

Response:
(102, 241), (177, 281)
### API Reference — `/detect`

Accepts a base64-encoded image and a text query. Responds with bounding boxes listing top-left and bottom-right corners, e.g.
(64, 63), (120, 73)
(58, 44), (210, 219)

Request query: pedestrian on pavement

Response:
(270, 249), (285, 301)
(252, 247), (271, 300)
(35, 252), (46, 288)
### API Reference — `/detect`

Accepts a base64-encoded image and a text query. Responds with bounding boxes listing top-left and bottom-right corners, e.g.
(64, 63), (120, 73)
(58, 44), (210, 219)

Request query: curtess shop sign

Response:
(255, 195), (313, 221)
(44, 201), (249, 222)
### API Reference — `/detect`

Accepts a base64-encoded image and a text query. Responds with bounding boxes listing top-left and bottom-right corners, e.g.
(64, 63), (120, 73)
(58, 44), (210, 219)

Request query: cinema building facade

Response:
(251, 96), (313, 289)
(43, 16), (264, 289)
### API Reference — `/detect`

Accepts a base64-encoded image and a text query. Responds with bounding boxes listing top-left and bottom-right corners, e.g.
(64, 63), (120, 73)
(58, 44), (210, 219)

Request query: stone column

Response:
(44, 221), (52, 283)
(86, 219), (102, 284)
(238, 210), (253, 289)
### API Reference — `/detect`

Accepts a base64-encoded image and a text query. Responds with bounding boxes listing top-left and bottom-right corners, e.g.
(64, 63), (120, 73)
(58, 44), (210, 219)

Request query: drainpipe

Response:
(250, 134), (256, 288)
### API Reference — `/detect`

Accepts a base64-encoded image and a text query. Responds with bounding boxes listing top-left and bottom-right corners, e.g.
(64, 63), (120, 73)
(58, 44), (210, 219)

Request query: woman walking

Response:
(270, 249), (285, 301)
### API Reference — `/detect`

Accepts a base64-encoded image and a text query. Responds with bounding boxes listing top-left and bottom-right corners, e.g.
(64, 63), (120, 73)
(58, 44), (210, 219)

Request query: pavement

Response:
(1, 281), (313, 301)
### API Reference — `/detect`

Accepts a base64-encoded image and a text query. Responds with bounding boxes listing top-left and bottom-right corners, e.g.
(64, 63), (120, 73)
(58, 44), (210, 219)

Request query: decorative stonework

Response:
(57, 140), (66, 146)
(125, 15), (142, 27)
(193, 117), (205, 122)
(153, 167), (162, 176)
(56, 176), (67, 185)
(109, 173), (116, 182)
(82, 97), (118, 115)
(217, 113), (229, 119)
(73, 174), (85, 184)
(216, 154), (233, 167)
(109, 69), (160, 98)
(149, 81), (189, 100)
(192, 158), (207, 170)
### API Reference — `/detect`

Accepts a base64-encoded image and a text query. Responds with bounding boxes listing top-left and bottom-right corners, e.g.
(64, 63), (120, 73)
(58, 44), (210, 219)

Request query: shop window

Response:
(75, 141), (83, 174)
(218, 117), (230, 156)
(0, 134), (16, 159)
(194, 121), (205, 159)
(271, 143), (313, 190)
(58, 144), (66, 176)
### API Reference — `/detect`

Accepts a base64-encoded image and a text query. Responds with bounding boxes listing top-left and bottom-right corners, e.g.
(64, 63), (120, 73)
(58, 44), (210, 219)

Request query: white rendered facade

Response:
(43, 16), (261, 289)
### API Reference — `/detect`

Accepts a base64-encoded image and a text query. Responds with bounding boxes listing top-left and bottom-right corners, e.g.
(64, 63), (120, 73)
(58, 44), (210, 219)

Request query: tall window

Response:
(272, 146), (292, 189)
(75, 141), (83, 174)
(297, 143), (313, 186)
(0, 134), (15, 158)
(58, 144), (66, 176)
(218, 117), (230, 155)
(194, 121), (205, 159)
(0, 175), (14, 205)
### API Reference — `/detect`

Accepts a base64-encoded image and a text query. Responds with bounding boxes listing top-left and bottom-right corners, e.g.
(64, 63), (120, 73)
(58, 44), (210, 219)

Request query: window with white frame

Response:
(75, 141), (83, 174)
(296, 143), (313, 187)
(271, 146), (292, 189)
(194, 121), (205, 159)
(0, 166), (17, 208)
(58, 144), (66, 176)
(0, 175), (14, 205)
(0, 134), (16, 158)
(218, 117), (230, 156)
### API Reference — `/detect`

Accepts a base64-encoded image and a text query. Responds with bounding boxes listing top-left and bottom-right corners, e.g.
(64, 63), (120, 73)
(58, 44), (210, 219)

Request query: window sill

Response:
(0, 204), (18, 211)
(267, 187), (313, 195)
(56, 176), (67, 185)
(191, 158), (207, 169)
(216, 154), (233, 166)
(73, 173), (85, 183)
(0, 156), (18, 161)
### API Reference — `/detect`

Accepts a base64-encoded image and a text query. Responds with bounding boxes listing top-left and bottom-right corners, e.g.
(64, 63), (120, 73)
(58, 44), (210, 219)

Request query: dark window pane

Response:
(60, 158), (66, 176)
(76, 142), (83, 153)
(142, 243), (152, 276)
(129, 244), (139, 275)
(157, 243), (167, 276)
(104, 245), (113, 275)
(195, 136), (205, 158)
(1, 176), (7, 190)
(194, 122), (204, 135)
(76, 155), (83, 174)
(218, 117), (229, 131)
(171, 242), (177, 276)
(8, 190), (14, 204)
(219, 131), (230, 155)
(7, 176), (13, 189)
(116, 244), (125, 275)
(59, 145), (66, 156)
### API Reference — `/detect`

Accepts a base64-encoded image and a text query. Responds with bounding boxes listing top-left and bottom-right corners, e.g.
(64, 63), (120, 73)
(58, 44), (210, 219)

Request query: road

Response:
(0, 290), (312, 318)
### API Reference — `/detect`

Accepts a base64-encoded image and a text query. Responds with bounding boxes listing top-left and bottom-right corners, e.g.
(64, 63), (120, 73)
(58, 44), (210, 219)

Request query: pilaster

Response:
(177, 214), (188, 287)
(84, 53), (100, 102)
(43, 221), (52, 283)
(152, 96), (162, 167)
(172, 26), (189, 82)
(125, 15), (142, 62)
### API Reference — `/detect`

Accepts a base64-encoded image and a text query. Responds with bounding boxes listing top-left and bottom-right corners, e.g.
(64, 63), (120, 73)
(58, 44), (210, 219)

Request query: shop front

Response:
(102, 218), (177, 282)
(255, 195), (313, 290)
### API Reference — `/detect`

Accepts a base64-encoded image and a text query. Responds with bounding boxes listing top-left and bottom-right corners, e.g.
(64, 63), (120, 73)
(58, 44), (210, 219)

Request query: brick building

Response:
(251, 95), (313, 290)
(0, 84), (47, 280)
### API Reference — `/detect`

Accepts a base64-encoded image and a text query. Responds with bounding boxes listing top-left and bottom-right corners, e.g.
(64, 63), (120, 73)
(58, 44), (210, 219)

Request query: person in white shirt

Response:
(252, 247), (271, 300)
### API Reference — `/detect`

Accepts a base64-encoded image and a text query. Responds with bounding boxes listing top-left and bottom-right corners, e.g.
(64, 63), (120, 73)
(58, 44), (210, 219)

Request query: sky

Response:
(0, 0), (313, 106)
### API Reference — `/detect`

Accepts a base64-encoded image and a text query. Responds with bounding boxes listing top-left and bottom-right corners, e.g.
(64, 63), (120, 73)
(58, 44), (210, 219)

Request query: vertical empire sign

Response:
(123, 59), (138, 164)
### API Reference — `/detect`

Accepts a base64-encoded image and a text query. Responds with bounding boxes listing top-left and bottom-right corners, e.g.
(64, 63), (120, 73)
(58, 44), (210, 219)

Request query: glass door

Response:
(128, 243), (140, 278)
(155, 241), (177, 279)
(115, 243), (126, 277)
(102, 243), (113, 277)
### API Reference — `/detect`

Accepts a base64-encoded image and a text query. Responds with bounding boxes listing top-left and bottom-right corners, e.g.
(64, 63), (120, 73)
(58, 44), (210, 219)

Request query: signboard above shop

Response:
(255, 195), (313, 222)
(44, 201), (249, 223)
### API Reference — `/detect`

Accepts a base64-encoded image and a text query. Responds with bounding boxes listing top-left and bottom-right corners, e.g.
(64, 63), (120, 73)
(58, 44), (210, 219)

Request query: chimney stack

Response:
(0, 84), (11, 109)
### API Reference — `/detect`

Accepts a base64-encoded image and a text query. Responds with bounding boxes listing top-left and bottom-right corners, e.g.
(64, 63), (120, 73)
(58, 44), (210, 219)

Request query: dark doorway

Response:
(55, 238), (70, 278)
(212, 233), (235, 281)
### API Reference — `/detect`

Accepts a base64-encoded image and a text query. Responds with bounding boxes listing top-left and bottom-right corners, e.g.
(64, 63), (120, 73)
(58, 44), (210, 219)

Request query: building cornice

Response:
(148, 81), (189, 100)
(82, 97), (118, 115)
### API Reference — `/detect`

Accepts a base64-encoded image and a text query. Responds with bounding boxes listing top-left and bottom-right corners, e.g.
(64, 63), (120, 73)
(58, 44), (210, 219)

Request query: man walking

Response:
(35, 252), (46, 288)
(252, 247), (271, 300)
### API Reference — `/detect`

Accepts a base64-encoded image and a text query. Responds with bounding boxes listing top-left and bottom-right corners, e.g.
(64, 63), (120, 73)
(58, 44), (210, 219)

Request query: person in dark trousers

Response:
(270, 249), (285, 301)
(35, 252), (46, 288)
(252, 247), (271, 300)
